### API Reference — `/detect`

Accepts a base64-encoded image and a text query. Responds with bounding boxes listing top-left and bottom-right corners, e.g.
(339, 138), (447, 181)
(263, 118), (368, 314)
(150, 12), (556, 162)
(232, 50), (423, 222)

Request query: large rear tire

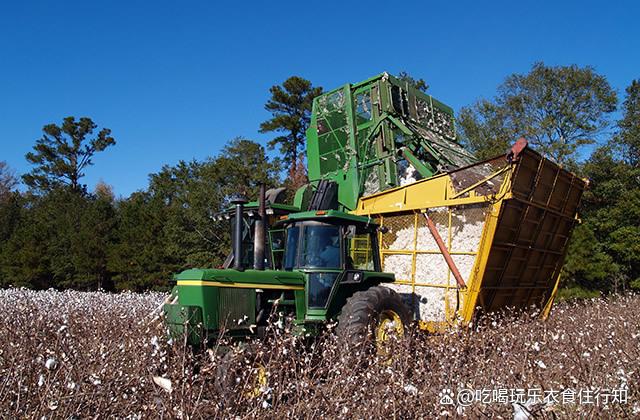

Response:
(336, 286), (411, 354)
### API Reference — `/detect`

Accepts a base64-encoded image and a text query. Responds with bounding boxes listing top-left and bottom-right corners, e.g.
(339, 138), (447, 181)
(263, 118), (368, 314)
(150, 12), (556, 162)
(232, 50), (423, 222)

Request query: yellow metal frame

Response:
(376, 209), (480, 328)
(459, 199), (505, 323)
(349, 234), (374, 270)
(351, 149), (585, 331)
(541, 274), (561, 320)
(354, 167), (512, 216)
(353, 160), (517, 330)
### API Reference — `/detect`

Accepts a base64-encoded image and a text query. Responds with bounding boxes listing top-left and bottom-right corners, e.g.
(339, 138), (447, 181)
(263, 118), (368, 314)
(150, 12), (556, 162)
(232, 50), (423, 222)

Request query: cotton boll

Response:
(400, 165), (418, 186)
(384, 254), (413, 280)
(152, 376), (172, 393)
(417, 287), (447, 321)
(403, 384), (418, 395)
(45, 358), (57, 370)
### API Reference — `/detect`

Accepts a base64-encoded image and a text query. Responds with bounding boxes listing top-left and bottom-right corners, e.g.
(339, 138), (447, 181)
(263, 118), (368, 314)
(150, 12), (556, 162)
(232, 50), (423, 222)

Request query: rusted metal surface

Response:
(423, 212), (467, 289)
(507, 137), (529, 163)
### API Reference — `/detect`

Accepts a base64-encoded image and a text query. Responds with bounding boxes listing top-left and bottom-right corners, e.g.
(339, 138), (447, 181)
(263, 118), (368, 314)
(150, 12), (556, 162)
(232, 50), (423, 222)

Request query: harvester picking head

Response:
(305, 72), (476, 211)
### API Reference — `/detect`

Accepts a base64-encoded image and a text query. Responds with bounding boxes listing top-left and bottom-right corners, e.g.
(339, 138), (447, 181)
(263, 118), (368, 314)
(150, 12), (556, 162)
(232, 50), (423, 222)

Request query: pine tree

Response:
(24, 117), (115, 193)
(0, 161), (17, 201)
(260, 76), (322, 184)
(397, 71), (429, 92)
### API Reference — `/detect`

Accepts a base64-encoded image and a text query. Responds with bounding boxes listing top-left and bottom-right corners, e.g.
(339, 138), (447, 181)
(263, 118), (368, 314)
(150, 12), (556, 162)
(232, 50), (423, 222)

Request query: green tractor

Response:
(163, 188), (411, 351)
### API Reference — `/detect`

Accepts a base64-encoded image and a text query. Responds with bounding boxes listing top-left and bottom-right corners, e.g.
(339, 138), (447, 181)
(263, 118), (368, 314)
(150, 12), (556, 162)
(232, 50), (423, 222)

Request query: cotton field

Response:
(0, 288), (638, 418)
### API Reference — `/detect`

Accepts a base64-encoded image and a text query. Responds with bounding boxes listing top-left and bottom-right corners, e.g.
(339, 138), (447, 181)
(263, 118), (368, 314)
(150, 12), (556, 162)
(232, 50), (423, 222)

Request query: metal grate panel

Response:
(218, 288), (256, 330)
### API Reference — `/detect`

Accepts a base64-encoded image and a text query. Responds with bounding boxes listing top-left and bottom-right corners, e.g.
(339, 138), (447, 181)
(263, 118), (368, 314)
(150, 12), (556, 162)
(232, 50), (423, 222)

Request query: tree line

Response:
(458, 63), (639, 297)
(0, 66), (638, 296)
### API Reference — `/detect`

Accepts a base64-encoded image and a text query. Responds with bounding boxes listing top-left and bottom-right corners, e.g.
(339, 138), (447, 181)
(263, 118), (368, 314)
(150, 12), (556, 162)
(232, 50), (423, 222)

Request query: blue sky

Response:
(1, 0), (638, 197)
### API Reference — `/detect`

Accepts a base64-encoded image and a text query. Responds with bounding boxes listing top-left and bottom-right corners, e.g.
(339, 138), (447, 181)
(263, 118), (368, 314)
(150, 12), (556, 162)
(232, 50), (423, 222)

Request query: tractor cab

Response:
(275, 210), (392, 321)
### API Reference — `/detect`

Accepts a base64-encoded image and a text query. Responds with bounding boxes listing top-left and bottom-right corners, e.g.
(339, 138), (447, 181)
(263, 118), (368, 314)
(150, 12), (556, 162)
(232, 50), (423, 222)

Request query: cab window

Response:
(355, 91), (372, 124)
(346, 233), (375, 270)
(283, 226), (300, 271)
(300, 225), (341, 269)
(308, 272), (340, 308)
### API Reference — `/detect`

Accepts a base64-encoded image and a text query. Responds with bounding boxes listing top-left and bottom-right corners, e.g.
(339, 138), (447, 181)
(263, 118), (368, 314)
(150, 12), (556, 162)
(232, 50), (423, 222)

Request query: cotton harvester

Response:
(164, 72), (585, 353)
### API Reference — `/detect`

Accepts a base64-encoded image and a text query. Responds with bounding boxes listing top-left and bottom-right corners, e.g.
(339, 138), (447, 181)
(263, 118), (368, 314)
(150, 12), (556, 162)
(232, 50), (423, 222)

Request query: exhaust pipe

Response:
(253, 184), (266, 270)
(231, 194), (248, 271)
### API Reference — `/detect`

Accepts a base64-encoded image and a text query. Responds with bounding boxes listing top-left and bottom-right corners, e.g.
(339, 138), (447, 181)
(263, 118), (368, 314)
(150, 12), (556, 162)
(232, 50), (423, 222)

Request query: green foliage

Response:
(1, 116), (118, 289)
(562, 222), (618, 291)
(0, 193), (24, 286)
(72, 190), (117, 290)
(0, 189), (117, 290)
(0, 193), (23, 244)
(562, 79), (640, 293)
(458, 62), (617, 165)
(0, 161), (18, 201)
(108, 138), (280, 291)
(561, 148), (640, 293)
(555, 285), (601, 301)
(457, 104), (518, 159)
(23, 117), (115, 193)
(107, 192), (169, 291)
(615, 79), (640, 167)
(397, 71), (429, 92)
(2, 134), (280, 291)
(259, 76), (322, 182)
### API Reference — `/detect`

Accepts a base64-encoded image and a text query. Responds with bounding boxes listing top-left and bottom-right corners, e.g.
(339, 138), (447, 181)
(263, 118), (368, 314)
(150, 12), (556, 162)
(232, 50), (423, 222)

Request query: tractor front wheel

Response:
(215, 344), (268, 398)
(336, 286), (411, 355)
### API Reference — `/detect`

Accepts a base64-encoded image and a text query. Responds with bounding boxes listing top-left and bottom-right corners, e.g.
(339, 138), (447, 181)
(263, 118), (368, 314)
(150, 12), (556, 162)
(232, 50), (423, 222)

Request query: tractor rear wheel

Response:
(336, 286), (411, 354)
